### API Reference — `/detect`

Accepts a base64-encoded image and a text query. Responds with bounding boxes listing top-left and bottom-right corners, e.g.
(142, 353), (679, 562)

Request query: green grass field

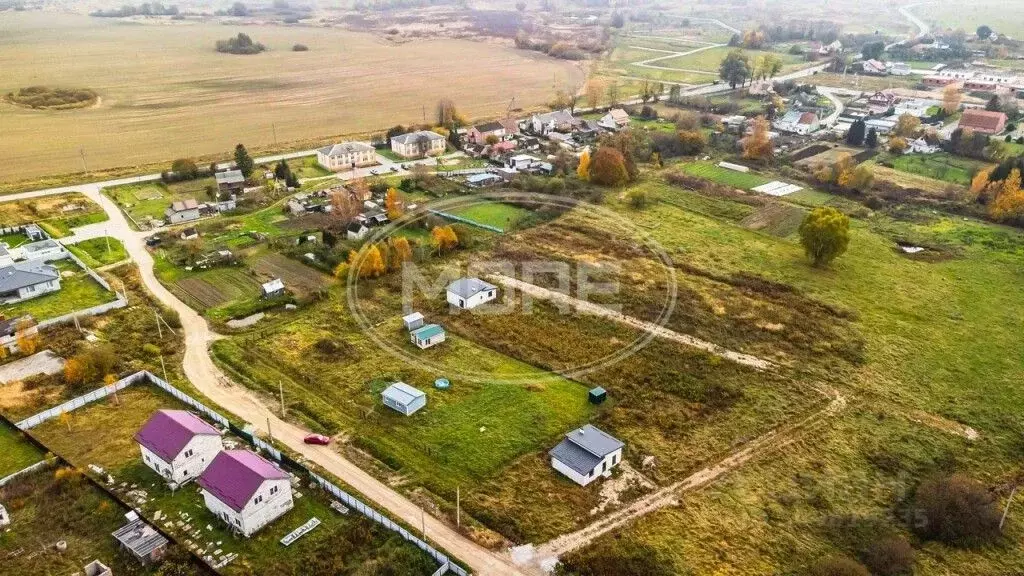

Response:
(0, 422), (43, 477)
(446, 202), (531, 231)
(105, 178), (216, 227)
(887, 153), (989, 186)
(66, 236), (128, 268)
(28, 385), (439, 576)
(552, 171), (1024, 574)
(679, 161), (774, 190)
(653, 46), (804, 73)
(0, 260), (117, 321)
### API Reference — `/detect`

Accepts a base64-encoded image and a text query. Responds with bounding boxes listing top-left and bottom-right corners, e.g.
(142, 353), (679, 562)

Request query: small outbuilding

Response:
(112, 515), (168, 564)
(261, 278), (285, 298)
(446, 277), (497, 310)
(346, 221), (369, 241)
(588, 387), (607, 405)
(549, 424), (624, 487)
(381, 382), (426, 416)
(410, 323), (445, 349)
(83, 560), (113, 576)
(402, 312), (425, 331)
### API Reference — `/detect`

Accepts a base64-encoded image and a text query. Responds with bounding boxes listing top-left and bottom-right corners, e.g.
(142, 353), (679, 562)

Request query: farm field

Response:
(654, 46), (804, 73)
(886, 152), (990, 186)
(28, 384), (440, 576)
(549, 170), (1024, 573)
(66, 236), (128, 268)
(0, 12), (584, 184)
(679, 161), (774, 189)
(0, 260), (117, 321)
(0, 192), (107, 238)
(169, 266), (264, 312)
(926, 1), (1024, 39)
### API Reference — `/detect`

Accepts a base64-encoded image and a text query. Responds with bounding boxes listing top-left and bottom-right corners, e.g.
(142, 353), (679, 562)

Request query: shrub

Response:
(861, 536), (915, 576)
(798, 207), (851, 267)
(912, 474), (1002, 547)
(557, 541), (676, 576)
(292, 43), (309, 51)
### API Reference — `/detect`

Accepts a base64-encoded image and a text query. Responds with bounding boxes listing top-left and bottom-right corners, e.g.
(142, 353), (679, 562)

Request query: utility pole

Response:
(422, 105), (426, 124)
(279, 380), (286, 416)
(267, 416), (274, 446)
(272, 123), (278, 145)
(159, 354), (168, 383)
(1001, 486), (1018, 531)
(80, 148), (89, 172)
(456, 486), (460, 528)
(421, 508), (425, 539)
(155, 309), (163, 339)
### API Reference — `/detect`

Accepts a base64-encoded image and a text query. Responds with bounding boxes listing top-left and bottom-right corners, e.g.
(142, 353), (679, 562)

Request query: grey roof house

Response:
(381, 382), (427, 416)
(390, 130), (446, 158)
(215, 170), (246, 196)
(0, 261), (61, 304)
(446, 277), (497, 310)
(549, 424), (624, 486)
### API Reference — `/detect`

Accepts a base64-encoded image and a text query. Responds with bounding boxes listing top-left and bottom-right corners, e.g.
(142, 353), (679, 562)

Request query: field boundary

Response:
(428, 209), (506, 233)
(14, 370), (468, 576)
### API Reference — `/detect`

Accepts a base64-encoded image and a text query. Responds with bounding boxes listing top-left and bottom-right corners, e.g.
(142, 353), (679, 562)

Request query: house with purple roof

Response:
(134, 410), (223, 488)
(198, 450), (294, 537)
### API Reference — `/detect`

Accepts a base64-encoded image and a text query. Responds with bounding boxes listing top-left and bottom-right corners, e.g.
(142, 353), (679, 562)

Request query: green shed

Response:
(588, 387), (607, 405)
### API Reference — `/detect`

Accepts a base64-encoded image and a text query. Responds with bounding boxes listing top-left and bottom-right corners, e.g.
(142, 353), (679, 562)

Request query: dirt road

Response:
(14, 178), (530, 576)
(516, 385), (848, 570)
(489, 275), (775, 371)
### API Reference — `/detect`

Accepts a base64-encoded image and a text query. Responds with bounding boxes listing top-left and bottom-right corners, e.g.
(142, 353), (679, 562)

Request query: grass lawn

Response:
(654, 47), (804, 73)
(66, 236), (128, 268)
(28, 385), (439, 576)
(0, 192), (107, 238)
(678, 161), (774, 190)
(0, 422), (43, 477)
(0, 260), (117, 321)
(285, 155), (332, 179)
(105, 177), (216, 228)
(446, 202), (531, 231)
(376, 148), (406, 162)
(887, 152), (989, 186)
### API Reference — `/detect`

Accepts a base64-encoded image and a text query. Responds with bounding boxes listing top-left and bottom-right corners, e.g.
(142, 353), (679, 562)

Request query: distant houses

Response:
(958, 109), (1008, 135)
(134, 409), (224, 487)
(198, 450), (294, 537)
(774, 110), (820, 135)
(446, 277), (497, 310)
(317, 142), (378, 171)
(390, 130), (446, 158)
(598, 108), (630, 130)
(549, 424), (624, 487)
(530, 109), (578, 135)
(381, 382), (427, 416)
(467, 121), (510, 144)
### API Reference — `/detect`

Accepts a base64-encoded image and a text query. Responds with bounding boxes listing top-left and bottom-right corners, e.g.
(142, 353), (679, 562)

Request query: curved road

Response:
(7, 169), (530, 575)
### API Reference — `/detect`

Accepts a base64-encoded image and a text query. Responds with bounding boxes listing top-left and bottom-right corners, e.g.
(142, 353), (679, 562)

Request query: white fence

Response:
(14, 371), (468, 575)
(0, 459), (51, 487)
(37, 298), (128, 329)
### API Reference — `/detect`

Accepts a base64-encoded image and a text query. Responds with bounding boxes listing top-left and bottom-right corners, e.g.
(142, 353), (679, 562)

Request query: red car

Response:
(304, 434), (331, 446)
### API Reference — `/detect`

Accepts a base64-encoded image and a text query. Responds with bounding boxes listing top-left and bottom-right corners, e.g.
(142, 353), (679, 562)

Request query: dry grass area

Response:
(0, 12), (584, 183)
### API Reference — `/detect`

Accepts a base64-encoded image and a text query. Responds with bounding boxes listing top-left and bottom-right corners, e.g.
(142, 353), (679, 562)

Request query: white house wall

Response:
(203, 478), (294, 537)
(551, 448), (623, 487)
(140, 434), (222, 486)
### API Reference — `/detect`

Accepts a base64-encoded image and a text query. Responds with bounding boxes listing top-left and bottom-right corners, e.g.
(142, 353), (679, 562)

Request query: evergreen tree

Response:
(234, 144), (255, 178)
(846, 120), (867, 146)
(865, 128), (879, 148)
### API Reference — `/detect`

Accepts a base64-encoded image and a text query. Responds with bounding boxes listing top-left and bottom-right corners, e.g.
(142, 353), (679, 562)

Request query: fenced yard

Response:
(679, 161), (773, 190)
(1, 259), (119, 322)
(887, 152), (990, 186)
(105, 177), (217, 227)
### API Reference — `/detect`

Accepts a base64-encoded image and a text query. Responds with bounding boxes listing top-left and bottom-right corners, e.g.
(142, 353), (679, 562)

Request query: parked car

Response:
(304, 434), (331, 446)
(145, 236), (163, 247)
(390, 166), (399, 172)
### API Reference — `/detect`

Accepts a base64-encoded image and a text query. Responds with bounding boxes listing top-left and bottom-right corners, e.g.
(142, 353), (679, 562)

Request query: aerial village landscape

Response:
(2, 0), (1024, 574)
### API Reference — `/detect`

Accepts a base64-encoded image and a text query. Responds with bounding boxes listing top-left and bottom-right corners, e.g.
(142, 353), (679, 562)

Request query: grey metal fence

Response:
(37, 298), (128, 329)
(0, 459), (51, 487)
(15, 375), (137, 429)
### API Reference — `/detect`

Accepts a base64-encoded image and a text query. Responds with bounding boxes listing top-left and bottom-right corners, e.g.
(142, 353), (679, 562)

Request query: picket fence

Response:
(14, 370), (467, 575)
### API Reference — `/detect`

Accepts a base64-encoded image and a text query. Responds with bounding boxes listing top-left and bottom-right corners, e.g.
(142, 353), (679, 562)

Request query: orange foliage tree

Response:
(742, 116), (774, 161)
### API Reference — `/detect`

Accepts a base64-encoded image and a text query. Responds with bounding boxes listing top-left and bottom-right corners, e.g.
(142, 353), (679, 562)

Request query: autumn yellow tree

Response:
(15, 320), (39, 356)
(431, 225), (459, 254)
(889, 136), (909, 154)
(576, 150), (591, 180)
(361, 245), (386, 278)
(64, 358), (85, 385)
(942, 85), (962, 114)
(743, 116), (774, 161)
(584, 78), (605, 109)
(969, 168), (992, 200)
(991, 168), (1024, 222)
(390, 237), (413, 268)
(894, 115), (921, 138)
(385, 187), (405, 220)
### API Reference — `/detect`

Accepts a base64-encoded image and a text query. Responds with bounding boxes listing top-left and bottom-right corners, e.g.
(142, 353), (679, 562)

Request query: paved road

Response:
(887, 4), (932, 50)
(816, 86), (849, 127)
(7, 159), (531, 576)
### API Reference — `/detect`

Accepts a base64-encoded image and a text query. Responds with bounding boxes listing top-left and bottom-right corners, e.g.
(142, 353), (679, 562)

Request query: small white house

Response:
(909, 138), (941, 154)
(402, 312), (425, 331)
(446, 277), (497, 310)
(134, 410), (224, 487)
(198, 450), (293, 537)
(549, 424), (624, 487)
(261, 278), (285, 298)
(381, 382), (426, 416)
(598, 108), (630, 130)
(410, 323), (445, 349)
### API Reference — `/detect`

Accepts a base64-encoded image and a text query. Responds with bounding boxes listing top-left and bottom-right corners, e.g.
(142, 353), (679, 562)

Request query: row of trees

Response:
(216, 33), (266, 55)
